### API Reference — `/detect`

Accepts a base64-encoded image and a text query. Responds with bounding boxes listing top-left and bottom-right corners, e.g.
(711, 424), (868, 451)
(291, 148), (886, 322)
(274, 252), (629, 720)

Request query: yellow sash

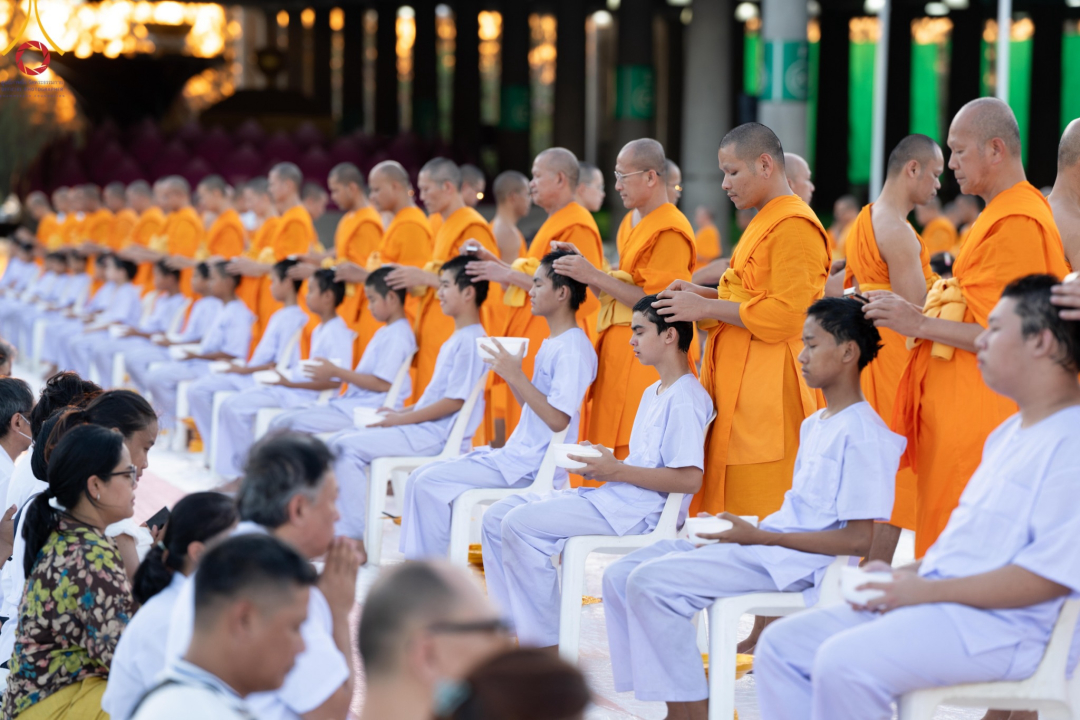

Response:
(503, 257), (541, 307)
(596, 270), (637, 333)
(906, 277), (966, 360)
(365, 251), (384, 272)
(411, 260), (443, 297)
(148, 234), (168, 254)
(698, 267), (754, 331)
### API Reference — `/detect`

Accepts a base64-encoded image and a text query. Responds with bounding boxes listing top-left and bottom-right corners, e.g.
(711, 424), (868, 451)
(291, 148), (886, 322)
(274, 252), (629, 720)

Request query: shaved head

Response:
(198, 174), (229, 195)
(330, 162), (366, 191)
(163, 175), (191, 197)
(370, 160), (411, 187)
(835, 194), (859, 214)
(621, 139), (666, 175)
(953, 97), (1022, 156)
(887, 134), (940, 177)
(80, 184), (102, 204)
(104, 182), (125, 200)
(721, 123), (786, 171)
(269, 162), (303, 191)
(1058, 118), (1080, 170)
(127, 180), (152, 198)
(784, 153), (813, 204)
(246, 177), (270, 196)
(536, 148), (580, 189)
(421, 157), (463, 191)
(493, 170), (529, 204)
(25, 191), (49, 209)
(302, 182), (327, 201)
(460, 164), (485, 187)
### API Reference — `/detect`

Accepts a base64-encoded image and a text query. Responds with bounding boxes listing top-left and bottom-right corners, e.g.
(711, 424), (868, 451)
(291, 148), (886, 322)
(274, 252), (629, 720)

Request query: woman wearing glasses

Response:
(3, 424), (138, 719)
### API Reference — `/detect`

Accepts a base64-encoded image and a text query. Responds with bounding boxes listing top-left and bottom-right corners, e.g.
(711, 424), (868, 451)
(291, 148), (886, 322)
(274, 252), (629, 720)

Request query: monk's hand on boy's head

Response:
(1050, 275), (1080, 320)
(854, 571), (930, 614)
(861, 291), (926, 336)
(569, 445), (621, 482)
(462, 243), (499, 264)
(652, 289), (709, 323)
(386, 264), (429, 290)
(286, 262), (316, 281)
(551, 252), (596, 284)
(466, 260), (508, 284)
(334, 261), (366, 284)
(699, 512), (763, 545)
(483, 339), (525, 381)
(548, 241), (581, 256)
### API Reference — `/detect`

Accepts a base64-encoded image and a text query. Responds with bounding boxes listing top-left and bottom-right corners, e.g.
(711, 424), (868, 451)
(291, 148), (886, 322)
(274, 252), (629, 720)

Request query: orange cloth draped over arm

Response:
(843, 205), (936, 530)
(109, 209), (138, 251)
(493, 202), (604, 439)
(238, 217), (281, 341)
(410, 206), (498, 404)
(202, 209), (246, 259)
(696, 225), (721, 263)
(921, 217), (957, 257)
(126, 208), (165, 292)
(270, 206), (319, 358)
(893, 182), (1069, 557)
(692, 195), (830, 517)
(36, 214), (60, 249)
(159, 207), (204, 297)
(585, 204), (697, 471)
(334, 207), (384, 358)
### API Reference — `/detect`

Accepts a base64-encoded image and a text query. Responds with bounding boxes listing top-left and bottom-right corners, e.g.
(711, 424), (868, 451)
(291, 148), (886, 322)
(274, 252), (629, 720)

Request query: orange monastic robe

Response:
(154, 207), (204, 296)
(82, 209), (114, 246)
(128, 207), (167, 292)
(237, 216), (281, 337)
(110, 209), (138, 251)
(428, 212), (443, 238)
(495, 202), (604, 438)
(59, 214), (82, 247)
(843, 205), (936, 530)
(271, 206), (319, 356)
(333, 206), (383, 356)
(410, 206), (498, 404)
(921, 216), (957, 257)
(693, 195), (830, 517)
(894, 182), (1068, 557)
(203, 209), (246, 259)
(37, 214), (60, 250)
(588, 204), (697, 462)
(696, 224), (721, 263)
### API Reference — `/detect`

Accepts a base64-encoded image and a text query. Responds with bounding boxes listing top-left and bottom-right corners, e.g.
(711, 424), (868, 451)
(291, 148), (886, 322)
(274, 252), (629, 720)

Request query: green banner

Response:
(615, 64), (655, 120)
(910, 41), (941, 142)
(763, 40), (809, 101)
(500, 83), (530, 132)
(848, 39), (876, 185)
(1064, 30), (1080, 132)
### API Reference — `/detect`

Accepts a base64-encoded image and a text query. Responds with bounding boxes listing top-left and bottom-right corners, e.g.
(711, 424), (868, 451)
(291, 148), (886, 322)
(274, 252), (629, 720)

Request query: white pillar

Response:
(758, 0), (809, 157)
(995, 0), (1012, 102)
(869, 0), (890, 201)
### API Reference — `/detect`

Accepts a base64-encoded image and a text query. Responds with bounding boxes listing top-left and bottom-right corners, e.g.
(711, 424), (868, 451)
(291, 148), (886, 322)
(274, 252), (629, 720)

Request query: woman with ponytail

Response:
(2, 424), (138, 719)
(102, 492), (238, 720)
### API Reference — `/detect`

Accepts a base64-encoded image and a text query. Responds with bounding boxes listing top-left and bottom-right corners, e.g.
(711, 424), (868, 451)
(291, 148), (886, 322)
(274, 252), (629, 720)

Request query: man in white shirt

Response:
(132, 534), (317, 720)
(0, 377), (33, 502)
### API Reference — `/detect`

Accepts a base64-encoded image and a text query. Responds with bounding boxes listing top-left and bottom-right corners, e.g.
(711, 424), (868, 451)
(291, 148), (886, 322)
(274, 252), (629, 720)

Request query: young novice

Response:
(401, 249), (596, 560)
(125, 262), (222, 394)
(479, 294), (711, 647)
(144, 261), (254, 431)
(270, 266), (418, 435)
(185, 258), (311, 444)
(327, 255), (489, 558)
(755, 276), (1080, 720)
(90, 260), (189, 388)
(212, 269), (355, 482)
(64, 255), (143, 378)
(601, 297), (903, 718)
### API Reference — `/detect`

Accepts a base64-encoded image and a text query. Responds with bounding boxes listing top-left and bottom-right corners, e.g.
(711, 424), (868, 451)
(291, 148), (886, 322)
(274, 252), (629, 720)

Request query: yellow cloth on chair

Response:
(14, 677), (108, 720)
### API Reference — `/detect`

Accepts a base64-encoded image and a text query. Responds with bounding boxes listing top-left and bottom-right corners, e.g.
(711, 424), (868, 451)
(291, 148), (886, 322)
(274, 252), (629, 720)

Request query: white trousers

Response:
(754, 602), (1043, 720)
(67, 331), (112, 381)
(327, 426), (446, 540)
(270, 395), (372, 435)
(214, 385), (317, 479)
(481, 490), (647, 647)
(602, 540), (811, 702)
(90, 336), (148, 389)
(145, 360), (208, 430)
(123, 344), (171, 394)
(187, 374), (257, 444)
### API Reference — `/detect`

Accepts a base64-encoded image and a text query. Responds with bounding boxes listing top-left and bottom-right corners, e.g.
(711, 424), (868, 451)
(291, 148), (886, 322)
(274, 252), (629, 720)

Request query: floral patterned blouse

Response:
(2, 517), (134, 718)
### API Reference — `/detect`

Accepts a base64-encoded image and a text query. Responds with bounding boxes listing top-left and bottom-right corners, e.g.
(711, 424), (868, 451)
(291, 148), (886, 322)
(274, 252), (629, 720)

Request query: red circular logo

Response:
(15, 41), (50, 76)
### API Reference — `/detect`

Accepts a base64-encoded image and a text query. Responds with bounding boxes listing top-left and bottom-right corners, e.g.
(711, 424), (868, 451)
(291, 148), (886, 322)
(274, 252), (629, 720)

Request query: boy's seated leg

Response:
(755, 604), (1037, 720)
(398, 454), (515, 560)
(124, 344), (171, 393)
(187, 374), (250, 442)
(327, 427), (445, 541)
(497, 491), (649, 647)
(270, 402), (355, 436)
(213, 386), (307, 479)
(145, 361), (203, 431)
(603, 541), (809, 702)
(480, 494), (537, 619)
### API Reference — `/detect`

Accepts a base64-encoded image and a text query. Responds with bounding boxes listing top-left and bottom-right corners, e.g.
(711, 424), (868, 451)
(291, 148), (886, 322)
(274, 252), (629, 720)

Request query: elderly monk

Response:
(490, 171), (530, 262)
(389, 158), (498, 403)
(844, 134), (942, 563)
(467, 148), (604, 439)
(461, 163), (486, 208)
(103, 182), (136, 252)
(1048, 118), (1080, 270)
(864, 97), (1069, 557)
(576, 161), (606, 212)
(552, 138), (695, 462)
(693, 206), (721, 264)
(914, 196), (957, 256)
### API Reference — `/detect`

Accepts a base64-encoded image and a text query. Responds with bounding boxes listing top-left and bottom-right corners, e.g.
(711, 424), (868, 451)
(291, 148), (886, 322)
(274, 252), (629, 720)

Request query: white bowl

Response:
(253, 370), (282, 385)
(209, 360), (237, 374)
(165, 332), (184, 343)
(168, 345), (198, 360)
(683, 516), (734, 544)
(150, 333), (166, 343)
(476, 336), (529, 360)
(840, 566), (893, 606)
(353, 406), (387, 428)
(108, 325), (127, 339)
(552, 443), (607, 470)
(1066, 271), (1079, 284)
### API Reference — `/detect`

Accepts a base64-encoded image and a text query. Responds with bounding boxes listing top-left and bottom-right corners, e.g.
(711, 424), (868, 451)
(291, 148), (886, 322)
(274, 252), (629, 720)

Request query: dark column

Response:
(614, 0), (655, 151)
(342, 5), (367, 132)
(314, 8), (333, 113)
(664, 7), (685, 165)
(288, 10), (305, 92)
(452, 0), (481, 159)
(413, 0), (438, 141)
(553, 0), (586, 157)
(1028, 3), (1064, 188)
(813, 5), (850, 208)
(943, 4), (982, 200)
(883, 2), (916, 165)
(376, 0), (399, 137)
(498, 0), (531, 172)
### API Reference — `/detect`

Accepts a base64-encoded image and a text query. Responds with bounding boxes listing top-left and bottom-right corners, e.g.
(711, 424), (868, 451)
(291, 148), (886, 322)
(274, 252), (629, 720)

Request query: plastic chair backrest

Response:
(276, 329), (303, 373)
(657, 408), (716, 536)
(441, 372), (488, 454)
(525, 426), (571, 495)
(383, 352), (417, 409)
(167, 297), (193, 335)
(1037, 598), (1080, 682)
(140, 290), (160, 322)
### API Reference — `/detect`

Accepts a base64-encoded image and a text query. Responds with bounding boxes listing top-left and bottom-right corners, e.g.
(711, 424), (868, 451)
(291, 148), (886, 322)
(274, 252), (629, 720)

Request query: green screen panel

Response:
(848, 40), (876, 185)
(808, 35), (819, 169)
(1063, 25), (1080, 132)
(1009, 36), (1032, 166)
(744, 29), (761, 96)
(910, 41), (941, 141)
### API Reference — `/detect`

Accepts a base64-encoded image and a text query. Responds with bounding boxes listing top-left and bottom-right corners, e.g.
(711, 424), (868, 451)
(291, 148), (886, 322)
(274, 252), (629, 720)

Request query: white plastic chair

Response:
(704, 555), (852, 720)
(897, 598), (1080, 720)
(112, 296), (191, 388)
(447, 425), (570, 567)
(364, 371), (488, 566)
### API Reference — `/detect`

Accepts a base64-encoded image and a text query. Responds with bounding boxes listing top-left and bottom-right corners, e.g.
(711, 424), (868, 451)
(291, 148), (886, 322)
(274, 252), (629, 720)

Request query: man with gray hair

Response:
(166, 433), (360, 720)
(0, 377), (32, 503)
(358, 561), (509, 720)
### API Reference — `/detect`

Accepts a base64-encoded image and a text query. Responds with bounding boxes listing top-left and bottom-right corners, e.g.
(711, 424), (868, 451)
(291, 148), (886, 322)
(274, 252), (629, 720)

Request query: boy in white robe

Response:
(64, 255), (143, 377)
(145, 261), (254, 431)
(602, 296), (904, 717)
(401, 249), (598, 561)
(327, 255), (489, 561)
(755, 274), (1080, 720)
(186, 258), (311, 445)
(270, 266), (417, 435)
(124, 263), (222, 394)
(479, 293), (711, 646)
(7, 251), (63, 353)
(213, 269), (356, 480)
(39, 258), (111, 373)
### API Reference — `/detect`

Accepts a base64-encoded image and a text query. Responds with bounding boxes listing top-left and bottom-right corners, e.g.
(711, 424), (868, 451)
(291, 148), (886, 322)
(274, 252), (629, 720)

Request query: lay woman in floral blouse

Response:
(3, 423), (138, 719)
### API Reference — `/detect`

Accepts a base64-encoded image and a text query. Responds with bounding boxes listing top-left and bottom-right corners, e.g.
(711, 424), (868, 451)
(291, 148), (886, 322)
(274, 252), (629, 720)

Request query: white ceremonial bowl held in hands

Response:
(353, 406), (387, 428)
(476, 336), (529, 360)
(108, 325), (127, 339)
(552, 443), (609, 470)
(168, 345), (198, 360)
(841, 566), (894, 606)
(684, 516), (734, 544)
(253, 370), (282, 385)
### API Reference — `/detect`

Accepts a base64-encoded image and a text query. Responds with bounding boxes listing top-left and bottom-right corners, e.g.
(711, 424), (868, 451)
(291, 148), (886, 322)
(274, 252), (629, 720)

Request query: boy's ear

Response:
(842, 339), (860, 365)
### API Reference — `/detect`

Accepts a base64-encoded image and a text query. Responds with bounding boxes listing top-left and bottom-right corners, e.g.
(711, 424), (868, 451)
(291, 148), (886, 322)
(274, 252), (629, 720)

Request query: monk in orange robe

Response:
(655, 123), (829, 519)
(490, 170), (530, 261)
(194, 175), (245, 259)
(77, 185), (115, 249)
(124, 177), (203, 297)
(119, 180), (167, 293)
(21, 193), (58, 250)
(828, 194), (859, 260)
(103, 182), (137, 251)
(553, 139), (696, 461)
(843, 134), (943, 563)
(389, 158), (498, 403)
(1048, 118), (1080, 270)
(949, 193), (982, 254)
(693, 206), (721, 264)
(914, 196), (957, 256)
(234, 178), (281, 337)
(468, 149), (604, 440)
(864, 98), (1069, 557)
